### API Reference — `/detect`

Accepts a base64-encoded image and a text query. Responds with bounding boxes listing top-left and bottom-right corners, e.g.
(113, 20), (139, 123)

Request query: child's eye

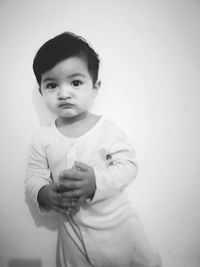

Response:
(71, 80), (83, 87)
(46, 83), (57, 89)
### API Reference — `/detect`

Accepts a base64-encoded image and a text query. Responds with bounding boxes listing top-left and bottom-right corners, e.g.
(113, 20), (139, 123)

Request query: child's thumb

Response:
(74, 161), (88, 171)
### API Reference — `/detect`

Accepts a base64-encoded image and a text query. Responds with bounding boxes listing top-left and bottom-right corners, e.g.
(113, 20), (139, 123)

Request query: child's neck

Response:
(57, 111), (89, 126)
(56, 112), (101, 138)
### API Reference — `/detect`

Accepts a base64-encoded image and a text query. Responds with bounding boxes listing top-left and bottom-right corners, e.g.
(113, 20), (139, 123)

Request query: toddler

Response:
(26, 32), (161, 267)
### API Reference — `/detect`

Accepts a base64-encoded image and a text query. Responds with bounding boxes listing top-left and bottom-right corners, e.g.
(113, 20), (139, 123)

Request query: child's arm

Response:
(25, 133), (75, 214)
(91, 138), (138, 203)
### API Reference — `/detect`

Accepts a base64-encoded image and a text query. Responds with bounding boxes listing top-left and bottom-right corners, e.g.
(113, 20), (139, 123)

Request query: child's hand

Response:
(59, 162), (96, 209)
(37, 184), (78, 215)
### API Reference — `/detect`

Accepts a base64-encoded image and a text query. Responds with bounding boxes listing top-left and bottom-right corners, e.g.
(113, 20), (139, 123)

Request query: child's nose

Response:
(58, 85), (72, 99)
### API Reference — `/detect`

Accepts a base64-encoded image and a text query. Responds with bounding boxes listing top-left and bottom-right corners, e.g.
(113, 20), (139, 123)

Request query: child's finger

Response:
(61, 192), (78, 201)
(64, 189), (82, 198)
(74, 196), (86, 210)
(59, 169), (82, 181)
(59, 180), (82, 189)
(54, 183), (68, 193)
(74, 161), (89, 171)
(53, 194), (74, 209)
(58, 195), (78, 209)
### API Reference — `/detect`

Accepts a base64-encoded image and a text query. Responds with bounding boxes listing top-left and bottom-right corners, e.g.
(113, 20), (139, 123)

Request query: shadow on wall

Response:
(32, 86), (56, 126)
(9, 259), (42, 267)
(25, 191), (60, 231)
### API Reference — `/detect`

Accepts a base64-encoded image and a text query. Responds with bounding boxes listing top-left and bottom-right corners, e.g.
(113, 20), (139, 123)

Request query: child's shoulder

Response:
(99, 116), (133, 150)
(100, 116), (127, 138)
(102, 116), (124, 131)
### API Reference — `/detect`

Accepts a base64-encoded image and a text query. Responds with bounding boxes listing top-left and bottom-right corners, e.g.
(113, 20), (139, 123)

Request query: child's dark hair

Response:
(33, 32), (100, 91)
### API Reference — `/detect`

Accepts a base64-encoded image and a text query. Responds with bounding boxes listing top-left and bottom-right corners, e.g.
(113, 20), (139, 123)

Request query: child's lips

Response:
(58, 102), (75, 108)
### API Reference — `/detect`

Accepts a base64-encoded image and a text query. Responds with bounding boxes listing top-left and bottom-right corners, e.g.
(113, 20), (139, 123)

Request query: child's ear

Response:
(93, 80), (101, 96)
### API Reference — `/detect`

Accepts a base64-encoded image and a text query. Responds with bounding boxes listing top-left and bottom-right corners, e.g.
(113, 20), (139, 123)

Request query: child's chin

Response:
(59, 111), (77, 117)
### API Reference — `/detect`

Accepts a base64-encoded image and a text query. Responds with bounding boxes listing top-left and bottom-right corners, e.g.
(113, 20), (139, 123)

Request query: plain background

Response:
(0, 0), (200, 266)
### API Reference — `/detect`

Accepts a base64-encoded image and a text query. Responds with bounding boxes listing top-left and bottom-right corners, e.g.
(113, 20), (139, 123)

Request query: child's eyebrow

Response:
(42, 77), (56, 83)
(67, 73), (87, 78)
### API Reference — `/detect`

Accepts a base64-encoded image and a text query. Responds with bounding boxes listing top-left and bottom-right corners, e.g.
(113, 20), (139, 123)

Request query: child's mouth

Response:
(58, 103), (75, 108)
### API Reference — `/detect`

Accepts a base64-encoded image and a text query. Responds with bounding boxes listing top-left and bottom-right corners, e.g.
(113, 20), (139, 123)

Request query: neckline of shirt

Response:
(52, 115), (105, 142)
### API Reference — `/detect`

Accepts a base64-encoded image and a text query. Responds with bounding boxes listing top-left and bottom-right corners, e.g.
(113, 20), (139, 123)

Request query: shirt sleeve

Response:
(25, 132), (52, 212)
(90, 128), (138, 204)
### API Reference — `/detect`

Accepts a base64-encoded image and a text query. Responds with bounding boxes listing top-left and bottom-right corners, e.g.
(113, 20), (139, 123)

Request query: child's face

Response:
(40, 56), (100, 120)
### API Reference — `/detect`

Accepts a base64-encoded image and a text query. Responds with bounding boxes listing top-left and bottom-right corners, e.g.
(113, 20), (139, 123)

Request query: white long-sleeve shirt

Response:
(26, 116), (161, 267)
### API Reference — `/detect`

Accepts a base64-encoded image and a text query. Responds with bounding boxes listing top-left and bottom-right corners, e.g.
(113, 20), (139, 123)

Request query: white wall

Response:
(0, 0), (200, 266)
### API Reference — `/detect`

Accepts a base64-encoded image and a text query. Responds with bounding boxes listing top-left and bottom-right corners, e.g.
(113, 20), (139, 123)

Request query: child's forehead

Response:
(42, 56), (90, 80)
